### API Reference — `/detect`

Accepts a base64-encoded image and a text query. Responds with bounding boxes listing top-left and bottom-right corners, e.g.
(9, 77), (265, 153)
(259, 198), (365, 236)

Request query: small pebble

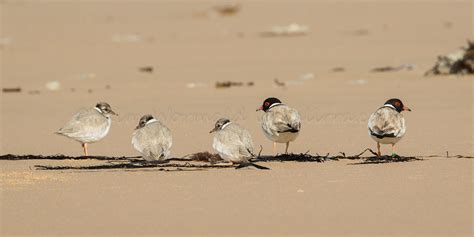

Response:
(45, 81), (61, 91)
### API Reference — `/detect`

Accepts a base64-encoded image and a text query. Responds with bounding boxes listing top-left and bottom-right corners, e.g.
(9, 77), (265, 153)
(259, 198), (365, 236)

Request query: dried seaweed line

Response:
(0, 154), (138, 161)
(35, 162), (235, 171)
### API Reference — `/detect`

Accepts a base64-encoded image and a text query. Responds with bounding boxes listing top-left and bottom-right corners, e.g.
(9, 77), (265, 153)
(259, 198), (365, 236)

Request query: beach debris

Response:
(260, 23), (309, 37)
(45, 81), (61, 91)
(352, 28), (370, 36)
(274, 79), (286, 87)
(257, 152), (326, 163)
(0, 154), (135, 161)
(425, 40), (474, 76)
(186, 82), (207, 89)
(331, 67), (345, 72)
(349, 79), (368, 85)
(371, 64), (415, 72)
(193, 2), (240, 19)
(443, 21), (453, 29)
(282, 73), (315, 86)
(213, 2), (241, 16)
(78, 73), (96, 80)
(138, 66), (154, 73)
(5, 148), (457, 173)
(284, 73), (319, 86)
(28, 90), (40, 95)
(112, 34), (142, 43)
(186, 152), (223, 163)
(2, 87), (21, 93)
(215, 81), (254, 88)
(298, 73), (315, 81)
(0, 37), (12, 48)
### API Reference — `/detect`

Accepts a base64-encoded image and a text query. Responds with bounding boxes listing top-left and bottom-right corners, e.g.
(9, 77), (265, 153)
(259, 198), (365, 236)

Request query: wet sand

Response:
(1, 0), (473, 236)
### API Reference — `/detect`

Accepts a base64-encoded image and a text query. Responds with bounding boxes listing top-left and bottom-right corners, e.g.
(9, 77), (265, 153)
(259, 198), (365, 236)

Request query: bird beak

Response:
(403, 106), (412, 112)
(256, 106), (263, 112)
(110, 110), (118, 116)
(209, 128), (216, 133)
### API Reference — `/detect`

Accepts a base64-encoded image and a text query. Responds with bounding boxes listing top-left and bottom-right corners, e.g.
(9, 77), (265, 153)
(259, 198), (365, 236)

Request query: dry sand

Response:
(1, 0), (473, 236)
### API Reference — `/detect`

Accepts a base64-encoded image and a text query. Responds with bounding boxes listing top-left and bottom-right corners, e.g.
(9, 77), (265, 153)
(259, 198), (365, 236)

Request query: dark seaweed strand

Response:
(35, 162), (235, 171)
(0, 154), (139, 161)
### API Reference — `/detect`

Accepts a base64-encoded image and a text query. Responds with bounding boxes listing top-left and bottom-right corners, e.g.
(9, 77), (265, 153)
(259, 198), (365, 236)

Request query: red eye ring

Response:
(264, 102), (270, 107)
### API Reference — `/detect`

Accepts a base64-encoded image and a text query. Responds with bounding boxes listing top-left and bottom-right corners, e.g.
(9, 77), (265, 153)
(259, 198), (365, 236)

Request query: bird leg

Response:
(285, 142), (290, 154)
(391, 144), (398, 157)
(82, 143), (89, 157)
(273, 142), (277, 156)
(377, 142), (381, 157)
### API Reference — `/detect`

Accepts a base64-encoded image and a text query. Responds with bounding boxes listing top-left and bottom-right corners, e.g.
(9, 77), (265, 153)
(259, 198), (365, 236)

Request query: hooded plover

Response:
(257, 97), (301, 155)
(368, 98), (411, 156)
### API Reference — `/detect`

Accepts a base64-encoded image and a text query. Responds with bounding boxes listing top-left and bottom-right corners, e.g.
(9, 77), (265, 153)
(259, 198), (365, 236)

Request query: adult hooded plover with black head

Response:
(56, 102), (117, 156)
(368, 98), (411, 157)
(210, 118), (268, 169)
(132, 114), (173, 162)
(257, 97), (301, 155)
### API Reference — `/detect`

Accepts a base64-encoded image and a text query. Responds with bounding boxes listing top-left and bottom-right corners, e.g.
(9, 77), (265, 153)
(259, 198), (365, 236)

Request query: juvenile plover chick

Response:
(56, 102), (117, 156)
(210, 118), (268, 169)
(132, 114), (172, 162)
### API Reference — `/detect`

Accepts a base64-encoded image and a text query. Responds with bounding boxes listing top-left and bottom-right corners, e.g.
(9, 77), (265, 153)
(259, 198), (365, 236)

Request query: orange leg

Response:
(82, 143), (89, 156)
(391, 144), (398, 157)
(285, 142), (290, 154)
(377, 142), (381, 157)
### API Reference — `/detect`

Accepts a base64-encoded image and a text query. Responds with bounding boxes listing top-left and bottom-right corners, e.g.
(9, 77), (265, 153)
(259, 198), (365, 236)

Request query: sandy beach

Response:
(1, 0), (473, 236)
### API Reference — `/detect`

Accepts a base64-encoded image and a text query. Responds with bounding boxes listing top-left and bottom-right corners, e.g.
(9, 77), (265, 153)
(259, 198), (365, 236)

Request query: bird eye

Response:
(264, 102), (270, 107)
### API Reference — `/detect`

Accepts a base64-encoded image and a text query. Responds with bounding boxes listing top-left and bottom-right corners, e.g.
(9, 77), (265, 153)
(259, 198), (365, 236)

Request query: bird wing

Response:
(57, 108), (108, 138)
(132, 122), (172, 160)
(263, 105), (301, 135)
(238, 127), (255, 157)
(368, 107), (405, 138)
(133, 131), (166, 160)
(213, 126), (253, 161)
(212, 135), (236, 159)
